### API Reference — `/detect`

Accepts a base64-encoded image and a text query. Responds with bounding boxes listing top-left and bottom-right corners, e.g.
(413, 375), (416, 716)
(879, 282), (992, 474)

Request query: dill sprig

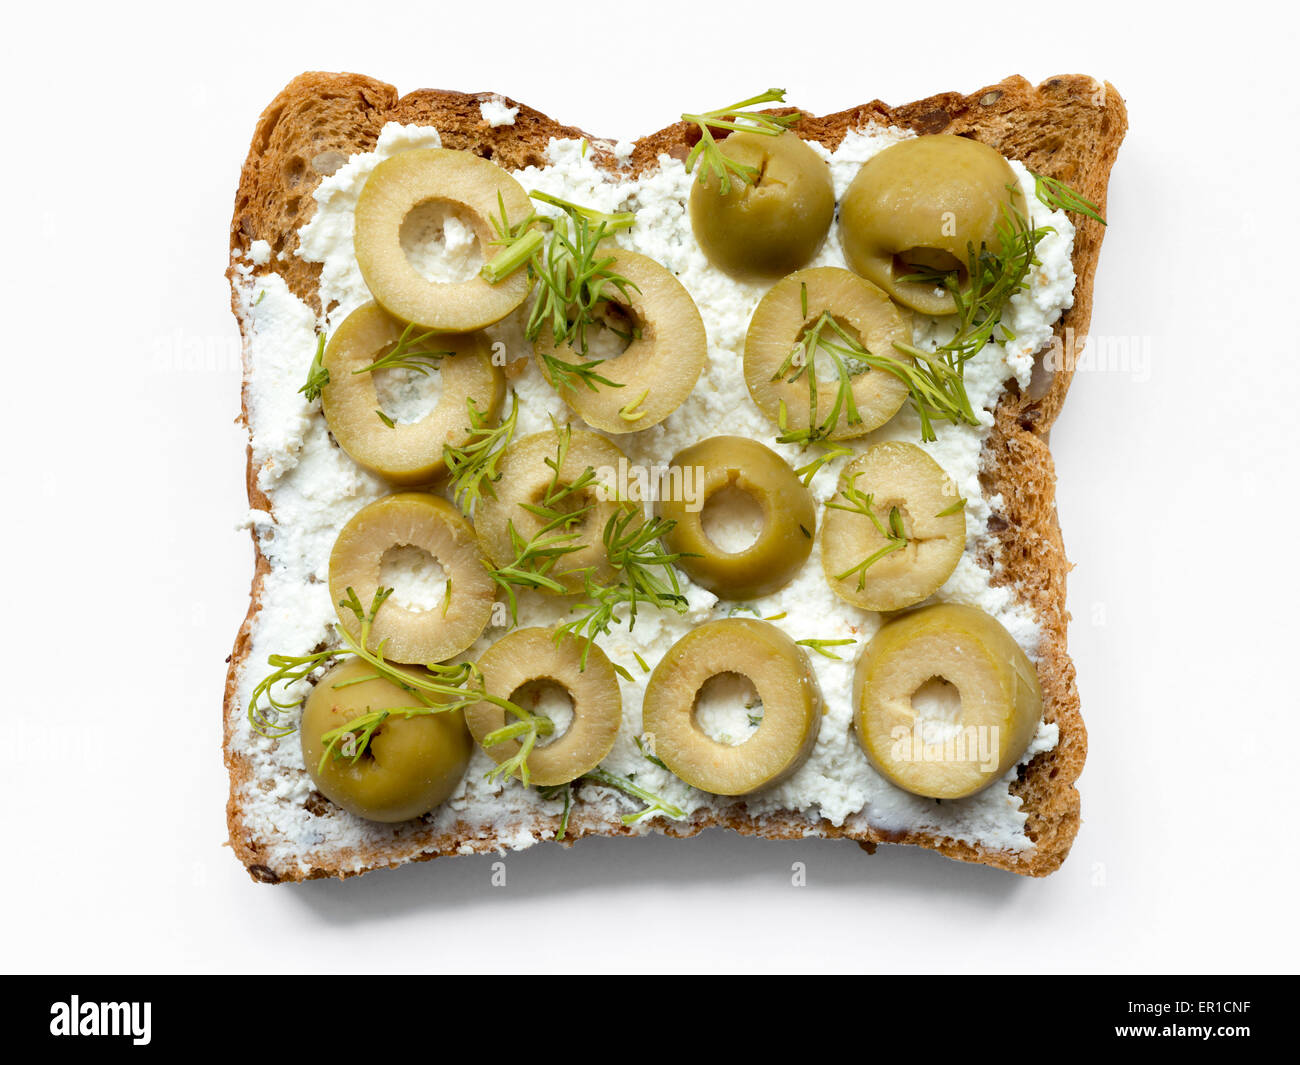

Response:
(481, 189), (638, 387)
(352, 322), (453, 377)
(555, 512), (690, 669)
(774, 302), (979, 447)
(538, 761), (685, 839)
(1032, 171), (1106, 225)
(796, 637), (857, 660)
(792, 441), (853, 487)
(299, 333), (329, 403)
(485, 422), (598, 619)
(248, 585), (551, 787)
(825, 473), (910, 589)
(893, 198), (1053, 414)
(581, 767), (686, 826)
(443, 393), (518, 516)
(681, 89), (801, 195)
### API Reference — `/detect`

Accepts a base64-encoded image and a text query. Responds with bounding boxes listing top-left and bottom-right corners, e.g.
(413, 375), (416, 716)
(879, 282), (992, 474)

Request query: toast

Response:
(225, 72), (1127, 881)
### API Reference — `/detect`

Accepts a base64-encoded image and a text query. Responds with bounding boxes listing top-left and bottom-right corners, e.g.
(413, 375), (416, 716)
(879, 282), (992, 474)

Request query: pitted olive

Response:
(744, 267), (911, 440)
(474, 429), (639, 594)
(656, 436), (814, 600)
(534, 249), (706, 433)
(300, 658), (472, 822)
(321, 301), (504, 484)
(354, 149), (533, 331)
(688, 131), (834, 277)
(839, 135), (1026, 316)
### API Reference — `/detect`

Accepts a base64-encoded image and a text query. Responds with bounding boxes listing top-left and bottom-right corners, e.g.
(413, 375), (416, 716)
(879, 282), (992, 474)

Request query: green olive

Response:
(853, 604), (1041, 800)
(744, 267), (911, 440)
(642, 619), (823, 795)
(354, 148), (532, 331)
(656, 436), (814, 600)
(474, 429), (639, 594)
(688, 130), (834, 277)
(300, 658), (472, 822)
(839, 135), (1026, 316)
(465, 628), (622, 787)
(534, 249), (706, 433)
(329, 492), (495, 664)
(820, 442), (966, 612)
(320, 301), (504, 484)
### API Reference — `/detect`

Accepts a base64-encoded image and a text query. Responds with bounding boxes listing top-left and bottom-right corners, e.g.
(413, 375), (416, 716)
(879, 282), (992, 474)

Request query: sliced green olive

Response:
(642, 619), (823, 795)
(534, 249), (706, 433)
(839, 135), (1026, 316)
(328, 492), (494, 663)
(474, 429), (638, 594)
(820, 442), (965, 612)
(688, 130), (834, 277)
(320, 301), (504, 484)
(656, 436), (814, 600)
(744, 267), (911, 440)
(854, 604), (1041, 799)
(300, 658), (472, 822)
(354, 148), (532, 331)
(466, 627), (622, 787)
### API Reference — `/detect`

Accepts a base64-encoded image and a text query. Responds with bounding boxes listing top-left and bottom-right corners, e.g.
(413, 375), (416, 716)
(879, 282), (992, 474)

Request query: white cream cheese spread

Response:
(230, 119), (1075, 874)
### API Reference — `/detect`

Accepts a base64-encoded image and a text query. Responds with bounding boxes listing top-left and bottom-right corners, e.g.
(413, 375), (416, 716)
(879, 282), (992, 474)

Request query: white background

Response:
(3, 0), (1297, 975)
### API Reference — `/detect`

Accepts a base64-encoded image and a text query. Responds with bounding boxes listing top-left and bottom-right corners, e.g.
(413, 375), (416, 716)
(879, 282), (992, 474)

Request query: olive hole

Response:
(893, 248), (966, 290)
(581, 302), (641, 361)
(379, 544), (450, 613)
(372, 346), (443, 424)
(700, 483), (764, 554)
(693, 672), (763, 746)
(399, 199), (485, 283)
(909, 676), (963, 744)
(509, 679), (574, 747)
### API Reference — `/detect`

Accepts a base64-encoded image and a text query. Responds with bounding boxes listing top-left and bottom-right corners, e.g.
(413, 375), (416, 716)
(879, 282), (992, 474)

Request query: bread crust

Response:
(225, 72), (1127, 881)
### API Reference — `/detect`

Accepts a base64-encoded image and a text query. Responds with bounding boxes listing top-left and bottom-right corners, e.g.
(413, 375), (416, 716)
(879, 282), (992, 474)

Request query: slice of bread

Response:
(225, 72), (1127, 881)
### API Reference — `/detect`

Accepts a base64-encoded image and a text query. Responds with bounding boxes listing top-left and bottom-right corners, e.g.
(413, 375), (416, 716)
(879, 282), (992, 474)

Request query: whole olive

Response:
(688, 131), (834, 277)
(839, 135), (1026, 316)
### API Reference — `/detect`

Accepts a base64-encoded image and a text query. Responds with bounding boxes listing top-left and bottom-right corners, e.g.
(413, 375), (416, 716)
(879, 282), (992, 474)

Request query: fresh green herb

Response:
(1032, 171), (1106, 225)
(254, 289), (266, 306)
(299, 332), (329, 403)
(249, 586), (539, 771)
(792, 441), (853, 486)
(613, 662), (635, 683)
(727, 603), (761, 618)
(536, 782), (574, 839)
(486, 422), (600, 620)
(480, 711), (556, 788)
(375, 409), (395, 428)
(441, 579), (452, 619)
(763, 611), (788, 621)
(796, 637), (857, 660)
(633, 651), (650, 674)
(581, 767), (684, 826)
(482, 190), (638, 385)
(555, 512), (689, 669)
(826, 473), (911, 589)
(443, 393), (518, 516)
(352, 322), (452, 377)
(892, 199), (1053, 436)
(635, 734), (668, 770)
(936, 497), (967, 517)
(776, 309), (979, 447)
(681, 89), (800, 195)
